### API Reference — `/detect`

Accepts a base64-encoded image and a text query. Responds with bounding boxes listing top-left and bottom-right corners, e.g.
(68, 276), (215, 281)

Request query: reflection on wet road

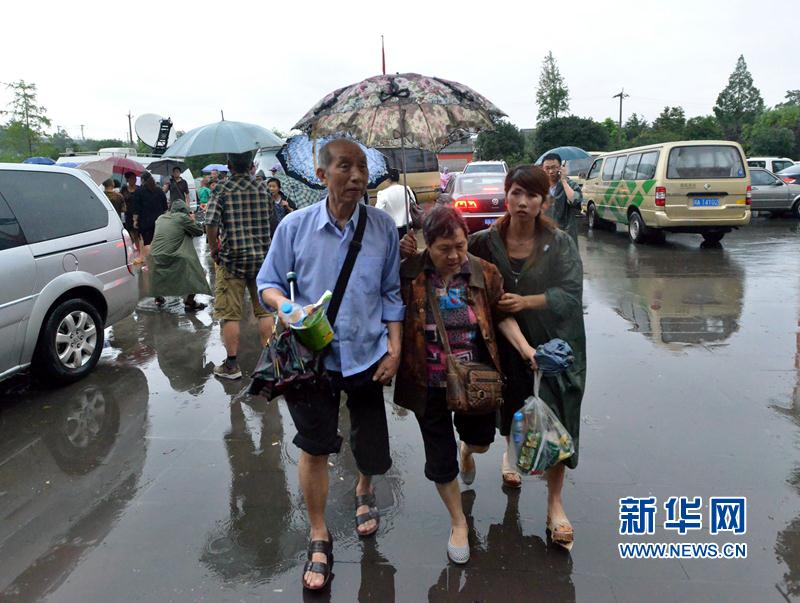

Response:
(1, 218), (799, 602)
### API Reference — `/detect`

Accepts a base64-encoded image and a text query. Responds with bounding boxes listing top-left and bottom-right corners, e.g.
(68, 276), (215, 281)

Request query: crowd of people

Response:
(105, 140), (586, 593)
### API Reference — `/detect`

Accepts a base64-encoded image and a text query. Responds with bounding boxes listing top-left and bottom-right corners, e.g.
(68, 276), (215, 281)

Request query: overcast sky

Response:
(0, 0), (793, 144)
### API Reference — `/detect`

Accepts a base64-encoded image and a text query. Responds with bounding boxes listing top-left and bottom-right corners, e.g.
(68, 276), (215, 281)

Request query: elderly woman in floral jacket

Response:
(394, 206), (536, 565)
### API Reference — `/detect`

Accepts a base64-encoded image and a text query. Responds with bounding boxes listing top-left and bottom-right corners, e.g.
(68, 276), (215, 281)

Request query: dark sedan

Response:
(776, 163), (800, 185)
(441, 172), (506, 232)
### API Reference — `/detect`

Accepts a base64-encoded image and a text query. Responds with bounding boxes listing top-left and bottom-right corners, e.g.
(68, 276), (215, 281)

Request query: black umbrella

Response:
(146, 158), (187, 177)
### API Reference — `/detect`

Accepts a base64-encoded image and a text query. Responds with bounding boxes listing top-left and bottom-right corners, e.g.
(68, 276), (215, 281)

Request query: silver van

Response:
(0, 164), (138, 383)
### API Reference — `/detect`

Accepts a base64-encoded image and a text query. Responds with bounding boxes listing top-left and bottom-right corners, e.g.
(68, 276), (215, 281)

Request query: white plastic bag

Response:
(508, 371), (575, 475)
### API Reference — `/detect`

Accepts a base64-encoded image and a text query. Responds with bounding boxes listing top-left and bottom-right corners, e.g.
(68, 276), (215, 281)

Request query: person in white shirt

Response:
(376, 168), (416, 238)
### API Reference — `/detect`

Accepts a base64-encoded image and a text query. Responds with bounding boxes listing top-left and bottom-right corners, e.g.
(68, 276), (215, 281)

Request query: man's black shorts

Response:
(284, 361), (391, 476)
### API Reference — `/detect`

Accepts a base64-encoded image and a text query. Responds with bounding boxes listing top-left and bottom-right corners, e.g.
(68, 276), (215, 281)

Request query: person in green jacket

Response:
(149, 200), (212, 311)
(468, 165), (586, 551)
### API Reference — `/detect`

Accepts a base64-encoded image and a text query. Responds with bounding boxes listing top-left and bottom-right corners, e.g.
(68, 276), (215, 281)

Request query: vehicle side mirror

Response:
(773, 180), (784, 186)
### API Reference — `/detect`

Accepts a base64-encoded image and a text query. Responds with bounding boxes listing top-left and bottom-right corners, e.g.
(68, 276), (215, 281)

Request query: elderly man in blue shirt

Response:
(258, 139), (404, 591)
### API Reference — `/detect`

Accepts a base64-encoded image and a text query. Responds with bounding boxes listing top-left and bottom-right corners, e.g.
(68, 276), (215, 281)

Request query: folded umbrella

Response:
(535, 339), (574, 376)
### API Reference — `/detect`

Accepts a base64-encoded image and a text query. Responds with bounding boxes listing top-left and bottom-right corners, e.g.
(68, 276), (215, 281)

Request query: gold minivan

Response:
(368, 147), (441, 204)
(582, 140), (751, 244)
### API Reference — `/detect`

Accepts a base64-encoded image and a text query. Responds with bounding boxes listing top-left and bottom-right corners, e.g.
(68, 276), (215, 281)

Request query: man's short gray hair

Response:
(318, 138), (364, 171)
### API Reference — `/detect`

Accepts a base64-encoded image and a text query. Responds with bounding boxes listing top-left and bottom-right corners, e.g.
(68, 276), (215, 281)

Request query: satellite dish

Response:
(135, 113), (177, 148)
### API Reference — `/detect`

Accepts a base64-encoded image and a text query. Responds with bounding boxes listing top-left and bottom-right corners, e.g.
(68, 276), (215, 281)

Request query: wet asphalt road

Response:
(1, 216), (799, 603)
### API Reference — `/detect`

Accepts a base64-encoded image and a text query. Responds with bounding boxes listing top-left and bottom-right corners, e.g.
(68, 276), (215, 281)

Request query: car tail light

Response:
(745, 185), (752, 206)
(122, 228), (134, 274)
(655, 186), (666, 207)
(782, 176), (796, 184)
(454, 199), (478, 211)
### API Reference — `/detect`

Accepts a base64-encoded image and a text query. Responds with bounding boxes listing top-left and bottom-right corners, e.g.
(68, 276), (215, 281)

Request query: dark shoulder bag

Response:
(426, 279), (504, 415)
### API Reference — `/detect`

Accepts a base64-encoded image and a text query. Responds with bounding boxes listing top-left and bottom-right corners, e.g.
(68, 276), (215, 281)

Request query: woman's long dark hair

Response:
(494, 166), (556, 261)
(140, 170), (158, 193)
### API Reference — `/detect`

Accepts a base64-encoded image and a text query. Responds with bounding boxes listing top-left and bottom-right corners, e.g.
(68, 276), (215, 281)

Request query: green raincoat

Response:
(149, 201), (212, 298)
(469, 226), (586, 468)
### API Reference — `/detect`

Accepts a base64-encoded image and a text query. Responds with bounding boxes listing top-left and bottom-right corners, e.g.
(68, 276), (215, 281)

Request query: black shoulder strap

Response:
(326, 204), (367, 327)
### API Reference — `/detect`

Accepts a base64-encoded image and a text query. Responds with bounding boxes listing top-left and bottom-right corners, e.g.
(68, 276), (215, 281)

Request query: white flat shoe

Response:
(447, 529), (470, 564)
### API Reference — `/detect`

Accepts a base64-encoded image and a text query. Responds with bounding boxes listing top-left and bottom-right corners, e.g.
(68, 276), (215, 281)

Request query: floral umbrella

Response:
(277, 134), (388, 190)
(293, 73), (504, 152)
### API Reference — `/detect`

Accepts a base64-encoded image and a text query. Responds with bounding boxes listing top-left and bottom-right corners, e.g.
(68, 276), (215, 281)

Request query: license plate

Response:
(484, 218), (496, 225)
(693, 198), (720, 207)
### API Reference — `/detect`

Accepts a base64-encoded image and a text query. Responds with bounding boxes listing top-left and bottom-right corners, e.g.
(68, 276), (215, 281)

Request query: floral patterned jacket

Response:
(394, 251), (507, 415)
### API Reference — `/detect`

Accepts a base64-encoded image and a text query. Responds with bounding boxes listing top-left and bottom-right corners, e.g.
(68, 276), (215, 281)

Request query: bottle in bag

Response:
(511, 411), (525, 445)
(279, 301), (307, 327)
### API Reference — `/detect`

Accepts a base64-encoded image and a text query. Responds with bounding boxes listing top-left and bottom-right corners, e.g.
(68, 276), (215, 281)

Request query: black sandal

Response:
(355, 491), (380, 538)
(302, 535), (333, 591)
(184, 300), (207, 312)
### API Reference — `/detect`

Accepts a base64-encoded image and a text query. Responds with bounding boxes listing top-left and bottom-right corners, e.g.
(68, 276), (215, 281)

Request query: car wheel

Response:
(587, 203), (598, 230)
(35, 298), (104, 384)
(792, 199), (800, 219)
(627, 211), (648, 244)
(701, 231), (725, 244)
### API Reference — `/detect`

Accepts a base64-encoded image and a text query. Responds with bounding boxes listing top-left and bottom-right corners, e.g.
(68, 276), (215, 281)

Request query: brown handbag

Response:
(427, 280), (504, 415)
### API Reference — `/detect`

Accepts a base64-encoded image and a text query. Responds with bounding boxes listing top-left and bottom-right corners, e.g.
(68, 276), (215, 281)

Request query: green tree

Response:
(601, 118), (621, 150)
(778, 90), (800, 107)
(475, 120), (527, 164)
(652, 106), (686, 134)
(2, 80), (51, 157)
(535, 51), (570, 122)
(713, 55), (764, 142)
(533, 116), (609, 158)
(623, 113), (649, 143)
(749, 125), (794, 157)
(684, 115), (723, 140)
(746, 105), (800, 158)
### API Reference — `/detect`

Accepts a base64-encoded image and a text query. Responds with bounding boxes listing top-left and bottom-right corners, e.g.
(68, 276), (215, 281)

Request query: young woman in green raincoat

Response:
(149, 200), (212, 311)
(468, 165), (586, 551)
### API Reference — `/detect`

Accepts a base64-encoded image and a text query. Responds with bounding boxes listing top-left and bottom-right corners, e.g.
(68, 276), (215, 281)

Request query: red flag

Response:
(381, 35), (386, 75)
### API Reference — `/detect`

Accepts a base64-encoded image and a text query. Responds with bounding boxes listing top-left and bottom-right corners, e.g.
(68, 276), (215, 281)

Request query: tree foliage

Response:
(713, 55), (764, 142)
(746, 105), (800, 158)
(475, 120), (526, 164)
(1, 80), (51, 158)
(535, 51), (570, 122)
(684, 115), (723, 140)
(533, 116), (609, 158)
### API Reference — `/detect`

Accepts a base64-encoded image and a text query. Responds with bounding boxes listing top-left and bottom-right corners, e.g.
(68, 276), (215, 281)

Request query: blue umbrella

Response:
(202, 164), (229, 173)
(535, 146), (591, 165)
(163, 120), (284, 158)
(58, 161), (80, 168)
(535, 339), (574, 376)
(277, 134), (388, 190)
(23, 156), (55, 165)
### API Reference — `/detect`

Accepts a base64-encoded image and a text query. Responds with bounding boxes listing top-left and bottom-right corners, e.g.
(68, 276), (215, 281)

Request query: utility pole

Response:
(79, 124), (85, 140)
(127, 111), (134, 145)
(612, 88), (629, 147)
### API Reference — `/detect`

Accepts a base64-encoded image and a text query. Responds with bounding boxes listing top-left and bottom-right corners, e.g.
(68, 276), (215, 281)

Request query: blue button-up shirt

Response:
(257, 198), (405, 377)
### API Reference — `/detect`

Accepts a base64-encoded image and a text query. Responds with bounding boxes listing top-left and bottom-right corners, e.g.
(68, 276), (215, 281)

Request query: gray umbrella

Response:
(163, 120), (284, 158)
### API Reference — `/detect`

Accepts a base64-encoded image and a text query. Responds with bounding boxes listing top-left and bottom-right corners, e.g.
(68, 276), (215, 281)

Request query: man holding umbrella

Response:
(542, 152), (583, 243)
(205, 151), (273, 379)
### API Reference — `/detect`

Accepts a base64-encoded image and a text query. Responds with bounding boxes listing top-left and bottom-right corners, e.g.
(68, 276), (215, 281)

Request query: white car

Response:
(0, 164), (138, 383)
(747, 157), (795, 174)
(462, 160), (508, 175)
